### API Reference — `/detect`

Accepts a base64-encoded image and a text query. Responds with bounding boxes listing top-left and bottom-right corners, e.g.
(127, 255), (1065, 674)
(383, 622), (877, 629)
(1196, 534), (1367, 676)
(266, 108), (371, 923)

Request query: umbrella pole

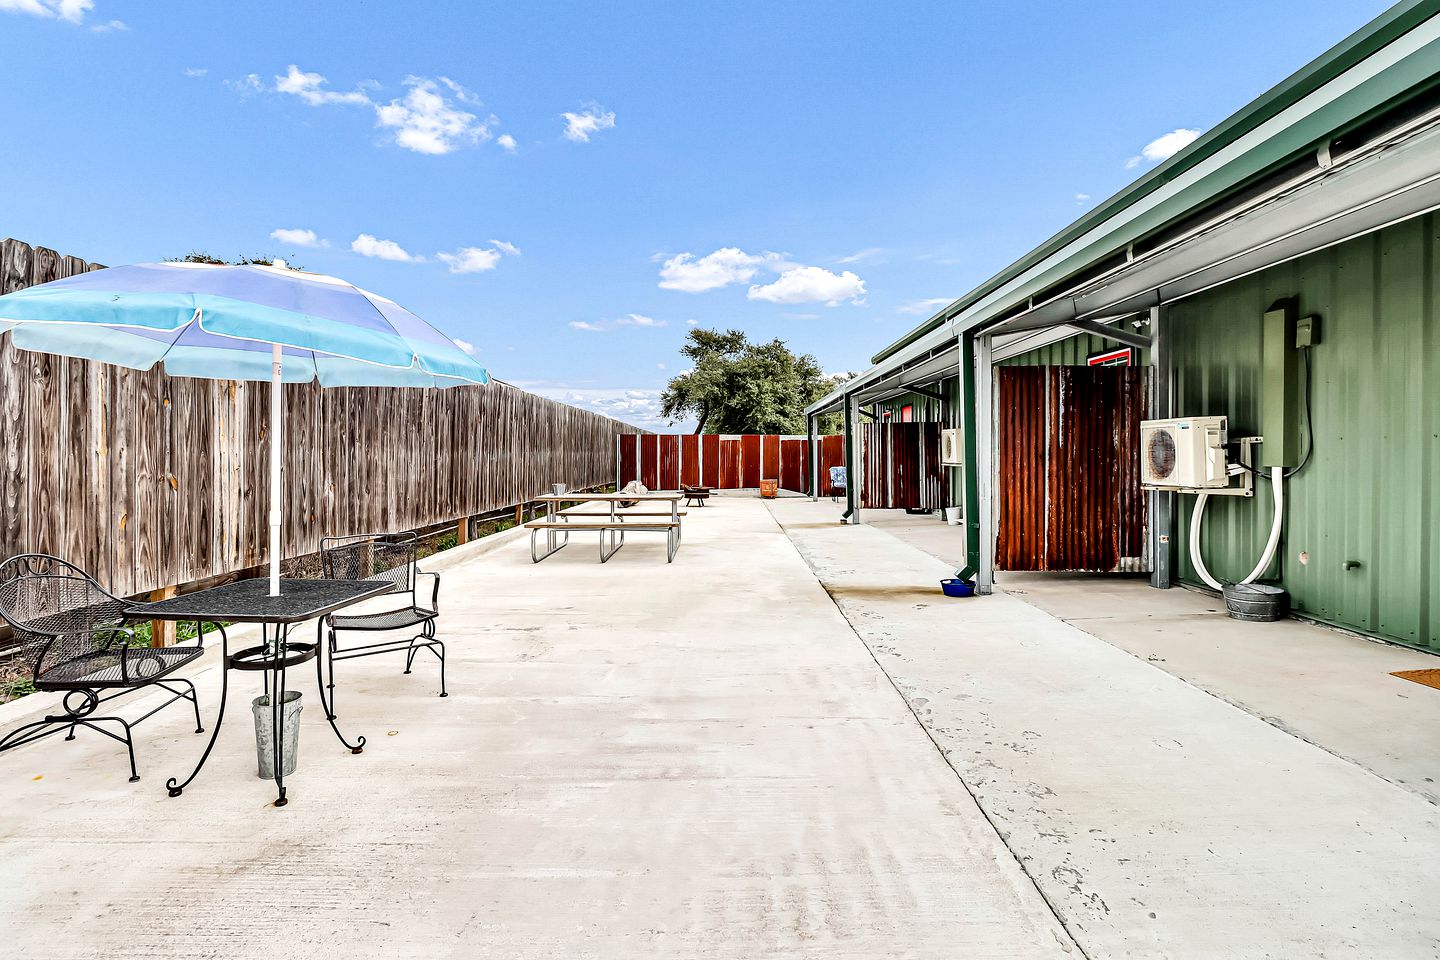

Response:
(269, 343), (283, 597)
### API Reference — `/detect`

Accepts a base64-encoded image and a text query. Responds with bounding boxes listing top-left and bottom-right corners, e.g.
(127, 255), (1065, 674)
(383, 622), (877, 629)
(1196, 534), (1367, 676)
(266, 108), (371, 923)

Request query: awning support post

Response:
(1148, 304), (1172, 588)
(954, 332), (983, 586)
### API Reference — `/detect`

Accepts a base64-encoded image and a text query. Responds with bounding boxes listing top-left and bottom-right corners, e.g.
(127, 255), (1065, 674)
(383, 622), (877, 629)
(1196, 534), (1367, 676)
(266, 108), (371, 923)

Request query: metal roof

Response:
(808, 0), (1440, 416)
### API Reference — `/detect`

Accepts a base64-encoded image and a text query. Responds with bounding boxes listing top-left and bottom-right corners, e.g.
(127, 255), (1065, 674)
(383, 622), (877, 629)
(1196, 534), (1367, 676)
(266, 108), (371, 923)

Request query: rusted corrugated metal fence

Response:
(860, 422), (948, 510)
(995, 365), (1148, 572)
(618, 433), (842, 494)
(0, 236), (645, 600)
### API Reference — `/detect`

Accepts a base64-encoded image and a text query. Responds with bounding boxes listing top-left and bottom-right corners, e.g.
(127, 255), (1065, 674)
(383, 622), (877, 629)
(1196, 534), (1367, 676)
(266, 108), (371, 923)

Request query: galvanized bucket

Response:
(251, 690), (302, 780)
(1222, 583), (1288, 622)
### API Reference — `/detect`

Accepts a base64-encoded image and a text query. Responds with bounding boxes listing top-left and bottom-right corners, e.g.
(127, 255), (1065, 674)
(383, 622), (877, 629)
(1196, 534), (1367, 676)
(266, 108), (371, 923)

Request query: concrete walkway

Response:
(861, 508), (1440, 804)
(772, 498), (1440, 959)
(0, 498), (1073, 959)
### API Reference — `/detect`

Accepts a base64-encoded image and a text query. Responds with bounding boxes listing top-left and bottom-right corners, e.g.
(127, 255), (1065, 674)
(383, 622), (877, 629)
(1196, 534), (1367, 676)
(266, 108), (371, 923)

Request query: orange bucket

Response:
(760, 479), (778, 498)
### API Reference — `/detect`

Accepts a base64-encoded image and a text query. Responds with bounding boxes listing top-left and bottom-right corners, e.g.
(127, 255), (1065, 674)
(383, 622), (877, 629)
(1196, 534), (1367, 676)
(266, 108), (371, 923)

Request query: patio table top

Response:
(126, 577), (392, 624)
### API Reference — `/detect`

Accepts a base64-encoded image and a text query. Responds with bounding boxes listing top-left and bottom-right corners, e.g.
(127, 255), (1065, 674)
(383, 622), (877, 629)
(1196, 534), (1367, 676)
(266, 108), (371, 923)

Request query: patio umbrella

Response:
(0, 261), (488, 596)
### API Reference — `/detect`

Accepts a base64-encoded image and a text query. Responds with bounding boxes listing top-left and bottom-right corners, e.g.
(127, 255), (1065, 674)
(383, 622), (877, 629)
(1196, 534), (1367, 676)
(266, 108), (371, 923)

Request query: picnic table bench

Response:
(527, 493), (685, 563)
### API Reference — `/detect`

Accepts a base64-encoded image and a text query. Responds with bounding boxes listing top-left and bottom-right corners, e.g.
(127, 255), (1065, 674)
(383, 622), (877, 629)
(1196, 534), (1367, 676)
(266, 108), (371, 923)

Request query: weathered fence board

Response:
(0, 236), (644, 599)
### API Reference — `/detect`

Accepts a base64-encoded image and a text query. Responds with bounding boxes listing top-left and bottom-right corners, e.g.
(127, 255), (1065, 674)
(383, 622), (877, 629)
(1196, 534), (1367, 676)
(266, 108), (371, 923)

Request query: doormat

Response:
(1391, 669), (1440, 691)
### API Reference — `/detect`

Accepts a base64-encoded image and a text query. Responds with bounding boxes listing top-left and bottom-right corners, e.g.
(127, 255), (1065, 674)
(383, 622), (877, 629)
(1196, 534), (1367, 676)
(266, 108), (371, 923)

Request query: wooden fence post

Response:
(150, 585), (177, 648)
(456, 516), (470, 545)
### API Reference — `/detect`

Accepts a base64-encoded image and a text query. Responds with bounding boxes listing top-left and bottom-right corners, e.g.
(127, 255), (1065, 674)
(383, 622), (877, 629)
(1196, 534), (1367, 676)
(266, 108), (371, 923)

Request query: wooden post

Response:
(150, 585), (177, 648)
(456, 516), (470, 545)
(514, 502), (524, 525)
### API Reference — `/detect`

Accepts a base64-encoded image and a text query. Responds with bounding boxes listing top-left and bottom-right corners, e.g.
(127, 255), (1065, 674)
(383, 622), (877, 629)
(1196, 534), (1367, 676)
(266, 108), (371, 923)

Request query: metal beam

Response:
(1148, 304), (1172, 589)
(954, 332), (982, 585)
(974, 333), (995, 595)
(1069, 317), (1152, 350)
(902, 384), (946, 403)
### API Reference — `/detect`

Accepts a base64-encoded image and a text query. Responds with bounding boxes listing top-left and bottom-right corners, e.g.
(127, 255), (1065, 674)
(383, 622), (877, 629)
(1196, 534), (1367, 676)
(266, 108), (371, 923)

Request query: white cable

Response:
(1188, 466), (1284, 590)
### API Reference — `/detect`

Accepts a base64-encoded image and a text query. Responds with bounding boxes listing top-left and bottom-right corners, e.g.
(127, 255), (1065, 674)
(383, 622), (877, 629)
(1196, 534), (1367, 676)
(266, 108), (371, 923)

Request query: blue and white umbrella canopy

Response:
(0, 261), (489, 594)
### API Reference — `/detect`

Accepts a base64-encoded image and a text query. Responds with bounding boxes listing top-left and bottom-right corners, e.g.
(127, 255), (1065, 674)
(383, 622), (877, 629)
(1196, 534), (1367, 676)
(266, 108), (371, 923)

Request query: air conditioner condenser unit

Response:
(1140, 416), (1230, 490)
(940, 428), (963, 466)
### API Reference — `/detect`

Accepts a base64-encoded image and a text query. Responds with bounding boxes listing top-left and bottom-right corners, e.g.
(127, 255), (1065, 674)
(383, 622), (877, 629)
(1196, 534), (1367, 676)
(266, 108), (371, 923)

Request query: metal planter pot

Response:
(251, 690), (302, 780)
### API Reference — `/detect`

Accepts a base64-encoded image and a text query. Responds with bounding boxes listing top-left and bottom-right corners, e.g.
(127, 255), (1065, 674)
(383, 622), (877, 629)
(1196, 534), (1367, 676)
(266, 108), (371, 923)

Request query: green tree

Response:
(660, 328), (851, 434)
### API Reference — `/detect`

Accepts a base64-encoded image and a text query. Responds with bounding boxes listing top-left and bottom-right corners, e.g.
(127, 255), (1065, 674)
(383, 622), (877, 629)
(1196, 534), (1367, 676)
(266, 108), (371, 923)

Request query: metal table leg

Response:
(166, 622), (229, 798)
(315, 617), (365, 755)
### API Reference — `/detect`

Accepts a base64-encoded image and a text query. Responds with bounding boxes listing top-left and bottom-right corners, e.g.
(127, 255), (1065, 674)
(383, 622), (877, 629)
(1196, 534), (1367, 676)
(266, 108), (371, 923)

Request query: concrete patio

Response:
(2, 496), (1438, 959)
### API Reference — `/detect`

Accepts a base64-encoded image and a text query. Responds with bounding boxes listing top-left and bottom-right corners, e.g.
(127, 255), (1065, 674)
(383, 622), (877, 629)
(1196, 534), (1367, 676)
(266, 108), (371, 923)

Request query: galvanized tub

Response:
(1222, 583), (1288, 622)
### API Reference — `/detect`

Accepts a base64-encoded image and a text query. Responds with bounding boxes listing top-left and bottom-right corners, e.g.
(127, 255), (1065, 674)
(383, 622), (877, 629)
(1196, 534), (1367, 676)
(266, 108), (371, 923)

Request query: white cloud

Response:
(1127, 128), (1201, 168)
(453, 338), (477, 355)
(0, 0), (91, 22)
(269, 227), (326, 248)
(617, 313), (665, 328)
(529, 385), (668, 427)
(275, 64), (371, 107)
(747, 266), (866, 306)
(227, 74), (263, 95)
(1074, 193), (1091, 202)
(658, 247), (782, 293)
(351, 234), (423, 262)
(436, 240), (519, 273)
(686, 319), (700, 326)
(437, 246), (501, 273)
(496, 133), (517, 153)
(837, 247), (884, 264)
(89, 17), (125, 32)
(184, 67), (208, 78)
(570, 321), (605, 332)
(898, 297), (953, 315)
(561, 104), (616, 143)
(656, 363), (666, 370)
(376, 76), (494, 154)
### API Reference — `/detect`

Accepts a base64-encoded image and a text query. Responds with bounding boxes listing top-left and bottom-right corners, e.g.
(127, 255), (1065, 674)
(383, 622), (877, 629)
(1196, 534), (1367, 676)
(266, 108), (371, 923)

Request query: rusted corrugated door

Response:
(640, 434), (660, 490)
(761, 434), (780, 482)
(719, 437), (742, 488)
(701, 434), (721, 487)
(740, 434), (761, 487)
(657, 434), (680, 490)
(618, 434), (639, 485)
(680, 435), (700, 488)
(862, 423), (948, 509)
(779, 439), (808, 492)
(996, 365), (1148, 572)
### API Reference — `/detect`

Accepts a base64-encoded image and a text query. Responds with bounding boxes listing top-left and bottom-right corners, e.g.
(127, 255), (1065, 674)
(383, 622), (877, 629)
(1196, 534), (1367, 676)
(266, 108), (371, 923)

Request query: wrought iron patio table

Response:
(126, 577), (391, 807)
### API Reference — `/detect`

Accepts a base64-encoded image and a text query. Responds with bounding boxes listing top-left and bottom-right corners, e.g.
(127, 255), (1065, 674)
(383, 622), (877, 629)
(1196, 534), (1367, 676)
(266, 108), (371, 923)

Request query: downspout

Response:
(954, 331), (982, 583)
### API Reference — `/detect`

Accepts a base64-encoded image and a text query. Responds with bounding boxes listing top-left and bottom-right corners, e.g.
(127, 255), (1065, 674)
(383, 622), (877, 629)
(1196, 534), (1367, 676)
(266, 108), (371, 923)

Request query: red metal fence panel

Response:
(779, 439), (808, 492)
(618, 434), (638, 485)
(740, 435), (761, 487)
(761, 434), (780, 483)
(680, 434), (700, 488)
(657, 434), (680, 490)
(719, 438), (742, 488)
(701, 434), (720, 487)
(640, 434), (659, 489)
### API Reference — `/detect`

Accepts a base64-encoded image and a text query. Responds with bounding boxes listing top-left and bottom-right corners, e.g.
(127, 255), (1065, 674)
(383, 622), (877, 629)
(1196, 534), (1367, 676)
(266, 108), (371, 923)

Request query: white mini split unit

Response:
(940, 428), (963, 466)
(1140, 416), (1252, 494)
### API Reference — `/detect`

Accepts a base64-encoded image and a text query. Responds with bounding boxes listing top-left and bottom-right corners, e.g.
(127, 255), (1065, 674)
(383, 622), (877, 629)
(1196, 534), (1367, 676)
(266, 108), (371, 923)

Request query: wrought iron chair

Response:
(0, 554), (204, 782)
(318, 531), (446, 718)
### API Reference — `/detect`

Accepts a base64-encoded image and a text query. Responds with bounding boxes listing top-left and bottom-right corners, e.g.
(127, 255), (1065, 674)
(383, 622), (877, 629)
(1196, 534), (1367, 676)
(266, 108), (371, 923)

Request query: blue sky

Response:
(0, 0), (1392, 428)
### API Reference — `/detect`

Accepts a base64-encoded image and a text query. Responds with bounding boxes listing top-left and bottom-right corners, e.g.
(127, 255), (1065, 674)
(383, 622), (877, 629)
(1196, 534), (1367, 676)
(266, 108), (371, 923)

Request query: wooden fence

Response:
(617, 433), (845, 494)
(0, 236), (645, 600)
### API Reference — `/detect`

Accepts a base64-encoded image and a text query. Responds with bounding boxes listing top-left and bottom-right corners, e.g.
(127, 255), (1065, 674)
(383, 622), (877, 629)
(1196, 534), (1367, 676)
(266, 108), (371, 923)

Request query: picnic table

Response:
(128, 577), (391, 807)
(527, 492), (684, 563)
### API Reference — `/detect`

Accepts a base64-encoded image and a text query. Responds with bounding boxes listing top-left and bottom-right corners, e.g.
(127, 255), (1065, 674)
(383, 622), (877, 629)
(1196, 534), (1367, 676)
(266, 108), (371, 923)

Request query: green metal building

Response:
(806, 0), (1440, 652)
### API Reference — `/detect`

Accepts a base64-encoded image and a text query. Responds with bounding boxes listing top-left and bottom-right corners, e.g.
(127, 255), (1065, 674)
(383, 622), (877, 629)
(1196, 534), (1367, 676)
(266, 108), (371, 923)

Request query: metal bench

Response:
(525, 518), (681, 563)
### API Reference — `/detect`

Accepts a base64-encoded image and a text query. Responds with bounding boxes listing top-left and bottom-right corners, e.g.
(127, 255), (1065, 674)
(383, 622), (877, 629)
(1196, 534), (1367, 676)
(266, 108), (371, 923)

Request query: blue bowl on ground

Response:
(940, 578), (976, 598)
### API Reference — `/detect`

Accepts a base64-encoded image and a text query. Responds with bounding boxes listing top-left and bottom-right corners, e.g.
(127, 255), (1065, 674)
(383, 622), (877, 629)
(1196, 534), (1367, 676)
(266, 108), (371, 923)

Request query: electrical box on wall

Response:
(1262, 298), (1303, 468)
(940, 428), (963, 466)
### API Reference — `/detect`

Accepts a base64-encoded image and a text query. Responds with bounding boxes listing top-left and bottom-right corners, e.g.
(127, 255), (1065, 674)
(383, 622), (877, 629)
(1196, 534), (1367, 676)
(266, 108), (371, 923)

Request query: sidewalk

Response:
(771, 497), (1440, 959)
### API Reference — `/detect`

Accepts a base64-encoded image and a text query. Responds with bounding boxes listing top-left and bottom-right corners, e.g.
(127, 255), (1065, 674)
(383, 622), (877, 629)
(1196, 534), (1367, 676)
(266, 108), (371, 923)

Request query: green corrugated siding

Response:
(999, 334), (1151, 367)
(1168, 213), (1439, 651)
